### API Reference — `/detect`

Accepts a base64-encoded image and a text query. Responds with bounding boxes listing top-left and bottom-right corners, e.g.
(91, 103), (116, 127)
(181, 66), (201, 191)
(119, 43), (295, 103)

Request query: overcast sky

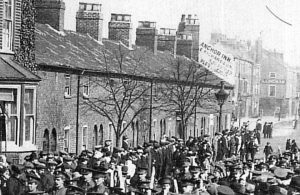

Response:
(63, 0), (300, 67)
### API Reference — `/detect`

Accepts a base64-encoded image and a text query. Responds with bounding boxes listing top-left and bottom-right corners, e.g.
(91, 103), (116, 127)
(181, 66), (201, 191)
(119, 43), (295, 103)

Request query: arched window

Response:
(99, 124), (103, 145)
(93, 125), (98, 148)
(42, 129), (49, 152)
(50, 128), (57, 152)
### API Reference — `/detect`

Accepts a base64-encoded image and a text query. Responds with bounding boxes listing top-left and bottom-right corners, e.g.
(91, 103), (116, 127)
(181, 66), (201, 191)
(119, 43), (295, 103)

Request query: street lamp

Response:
(215, 81), (230, 132)
(238, 94), (243, 128)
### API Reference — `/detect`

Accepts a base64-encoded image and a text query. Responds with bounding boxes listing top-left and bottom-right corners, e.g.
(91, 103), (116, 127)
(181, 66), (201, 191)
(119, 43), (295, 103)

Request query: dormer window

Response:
(3, 0), (13, 51)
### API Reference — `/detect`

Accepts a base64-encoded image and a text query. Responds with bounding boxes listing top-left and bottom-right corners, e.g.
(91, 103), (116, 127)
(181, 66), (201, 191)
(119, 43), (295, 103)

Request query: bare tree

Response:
(158, 57), (217, 140)
(82, 43), (152, 146)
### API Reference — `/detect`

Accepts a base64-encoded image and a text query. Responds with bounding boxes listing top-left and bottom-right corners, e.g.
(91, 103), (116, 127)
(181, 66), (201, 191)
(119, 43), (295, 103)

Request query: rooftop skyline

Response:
(63, 0), (300, 67)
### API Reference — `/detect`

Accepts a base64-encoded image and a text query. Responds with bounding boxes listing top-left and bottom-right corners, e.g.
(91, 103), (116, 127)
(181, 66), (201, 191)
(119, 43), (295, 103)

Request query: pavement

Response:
(239, 116), (295, 131)
(254, 117), (300, 159)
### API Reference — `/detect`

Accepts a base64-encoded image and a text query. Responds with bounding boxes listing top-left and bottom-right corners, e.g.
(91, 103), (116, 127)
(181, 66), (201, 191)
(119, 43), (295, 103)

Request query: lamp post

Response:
(215, 81), (230, 132)
(238, 95), (243, 128)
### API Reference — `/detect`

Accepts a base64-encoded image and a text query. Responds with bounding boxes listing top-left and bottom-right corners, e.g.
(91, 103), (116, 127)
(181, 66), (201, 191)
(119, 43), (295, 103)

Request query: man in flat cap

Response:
(49, 172), (69, 195)
(88, 170), (109, 195)
(7, 165), (27, 195)
(27, 174), (45, 194)
(180, 179), (194, 194)
(36, 163), (54, 193)
(157, 177), (172, 195)
(78, 168), (95, 192)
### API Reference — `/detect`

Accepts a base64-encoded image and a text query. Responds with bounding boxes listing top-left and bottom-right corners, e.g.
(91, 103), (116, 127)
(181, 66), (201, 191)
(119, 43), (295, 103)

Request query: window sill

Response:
(0, 141), (37, 152)
(64, 94), (72, 99)
(0, 50), (14, 55)
(83, 94), (89, 99)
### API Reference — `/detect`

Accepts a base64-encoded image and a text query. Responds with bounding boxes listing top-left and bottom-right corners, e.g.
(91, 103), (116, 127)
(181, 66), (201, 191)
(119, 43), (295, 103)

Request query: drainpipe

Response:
(75, 74), (81, 155)
(149, 81), (153, 141)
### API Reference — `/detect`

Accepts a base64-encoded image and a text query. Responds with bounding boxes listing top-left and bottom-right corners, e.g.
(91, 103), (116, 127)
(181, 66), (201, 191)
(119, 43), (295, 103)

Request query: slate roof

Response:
(0, 54), (40, 82)
(35, 24), (233, 89)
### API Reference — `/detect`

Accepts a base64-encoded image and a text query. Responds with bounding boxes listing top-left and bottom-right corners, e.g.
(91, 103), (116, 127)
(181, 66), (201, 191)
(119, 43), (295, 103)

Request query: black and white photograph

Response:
(0, 0), (300, 194)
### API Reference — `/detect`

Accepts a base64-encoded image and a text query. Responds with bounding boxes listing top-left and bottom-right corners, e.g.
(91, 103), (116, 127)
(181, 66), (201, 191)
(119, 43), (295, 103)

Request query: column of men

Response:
(0, 132), (299, 195)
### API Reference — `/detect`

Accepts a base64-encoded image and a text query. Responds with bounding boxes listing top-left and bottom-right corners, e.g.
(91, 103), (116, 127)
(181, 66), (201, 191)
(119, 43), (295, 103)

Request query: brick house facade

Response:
(0, 0), (40, 163)
(33, 1), (234, 154)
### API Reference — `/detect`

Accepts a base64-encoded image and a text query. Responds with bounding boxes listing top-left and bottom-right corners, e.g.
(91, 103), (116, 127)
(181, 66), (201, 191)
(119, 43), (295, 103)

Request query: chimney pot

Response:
(35, 0), (65, 31)
(76, 2), (103, 42)
(136, 21), (158, 54)
(109, 13), (133, 48)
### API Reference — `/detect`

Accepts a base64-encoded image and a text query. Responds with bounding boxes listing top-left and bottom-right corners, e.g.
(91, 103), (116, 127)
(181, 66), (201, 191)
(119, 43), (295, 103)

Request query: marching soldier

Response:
(49, 172), (69, 195)
(77, 168), (95, 192)
(27, 174), (45, 194)
(158, 177), (172, 195)
(88, 170), (109, 195)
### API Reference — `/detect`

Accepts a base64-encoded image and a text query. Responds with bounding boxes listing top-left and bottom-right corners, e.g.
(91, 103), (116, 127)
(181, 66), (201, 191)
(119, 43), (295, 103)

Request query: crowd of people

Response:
(0, 120), (299, 195)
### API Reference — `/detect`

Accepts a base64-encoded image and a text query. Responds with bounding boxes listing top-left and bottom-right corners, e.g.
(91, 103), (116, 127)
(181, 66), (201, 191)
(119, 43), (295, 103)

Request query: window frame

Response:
(83, 77), (90, 99)
(0, 85), (20, 145)
(2, 0), (14, 52)
(63, 126), (70, 152)
(269, 72), (276, 79)
(64, 74), (71, 98)
(82, 125), (88, 150)
(24, 86), (36, 144)
(268, 85), (276, 97)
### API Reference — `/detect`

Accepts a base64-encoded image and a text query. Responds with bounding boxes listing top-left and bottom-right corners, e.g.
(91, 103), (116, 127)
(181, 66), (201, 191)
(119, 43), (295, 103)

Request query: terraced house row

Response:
(0, 0), (235, 162)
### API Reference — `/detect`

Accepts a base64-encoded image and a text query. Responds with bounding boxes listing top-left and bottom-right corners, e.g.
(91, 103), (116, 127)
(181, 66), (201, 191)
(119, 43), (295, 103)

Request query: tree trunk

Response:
(116, 134), (121, 147)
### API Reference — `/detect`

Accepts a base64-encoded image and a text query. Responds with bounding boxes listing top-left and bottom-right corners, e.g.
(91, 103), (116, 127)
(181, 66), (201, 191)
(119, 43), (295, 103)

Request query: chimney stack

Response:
(135, 21), (158, 54)
(157, 28), (177, 56)
(35, 0), (65, 31)
(176, 33), (193, 59)
(76, 3), (103, 42)
(108, 13), (133, 48)
(178, 14), (200, 61)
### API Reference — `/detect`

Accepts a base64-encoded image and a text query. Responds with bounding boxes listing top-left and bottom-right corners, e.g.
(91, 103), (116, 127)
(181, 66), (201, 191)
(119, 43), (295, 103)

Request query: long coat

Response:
(7, 175), (27, 195)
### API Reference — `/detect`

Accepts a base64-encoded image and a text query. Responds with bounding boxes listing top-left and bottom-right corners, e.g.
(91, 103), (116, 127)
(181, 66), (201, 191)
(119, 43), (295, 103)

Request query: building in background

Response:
(33, 1), (233, 155)
(210, 32), (261, 123)
(0, 0), (40, 162)
(258, 49), (298, 119)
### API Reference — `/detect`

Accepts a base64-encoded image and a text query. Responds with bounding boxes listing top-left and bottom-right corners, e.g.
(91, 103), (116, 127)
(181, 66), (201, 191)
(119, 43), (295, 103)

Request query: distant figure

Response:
(269, 122), (273, 138)
(256, 119), (262, 144)
(266, 122), (273, 138)
(286, 139), (291, 150)
(263, 142), (273, 162)
(122, 135), (129, 151)
(291, 139), (299, 159)
(263, 122), (268, 138)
